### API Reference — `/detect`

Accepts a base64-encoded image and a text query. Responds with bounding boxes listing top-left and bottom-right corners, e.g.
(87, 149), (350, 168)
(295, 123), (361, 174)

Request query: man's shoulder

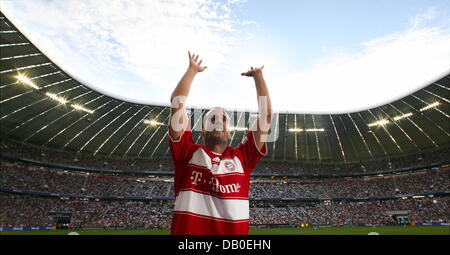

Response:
(228, 145), (244, 157)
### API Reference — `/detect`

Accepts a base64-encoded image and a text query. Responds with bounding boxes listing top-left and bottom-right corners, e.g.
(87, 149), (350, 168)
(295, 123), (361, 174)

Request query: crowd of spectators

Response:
(250, 196), (450, 226)
(0, 139), (172, 171)
(2, 160), (449, 198)
(1, 193), (448, 228)
(1, 138), (448, 229)
(1, 139), (449, 174)
(0, 160), (172, 197)
(249, 169), (450, 198)
(0, 194), (172, 229)
(255, 147), (450, 174)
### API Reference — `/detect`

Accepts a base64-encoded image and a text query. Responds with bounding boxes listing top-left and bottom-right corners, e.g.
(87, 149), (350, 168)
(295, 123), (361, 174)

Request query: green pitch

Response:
(1, 226), (449, 235)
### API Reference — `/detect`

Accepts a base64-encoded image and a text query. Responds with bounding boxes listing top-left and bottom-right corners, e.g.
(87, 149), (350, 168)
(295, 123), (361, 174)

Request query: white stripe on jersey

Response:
(174, 190), (249, 221)
(188, 148), (245, 175)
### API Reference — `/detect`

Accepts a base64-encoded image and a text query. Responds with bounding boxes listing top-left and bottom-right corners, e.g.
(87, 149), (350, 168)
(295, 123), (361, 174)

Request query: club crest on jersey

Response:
(224, 161), (235, 171)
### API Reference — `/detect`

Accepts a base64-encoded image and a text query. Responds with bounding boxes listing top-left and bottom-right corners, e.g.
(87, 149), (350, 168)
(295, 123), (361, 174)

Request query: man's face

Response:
(202, 109), (231, 146)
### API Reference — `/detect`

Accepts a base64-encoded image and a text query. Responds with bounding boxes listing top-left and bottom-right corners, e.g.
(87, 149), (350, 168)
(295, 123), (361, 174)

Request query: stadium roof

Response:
(1, 12), (449, 163)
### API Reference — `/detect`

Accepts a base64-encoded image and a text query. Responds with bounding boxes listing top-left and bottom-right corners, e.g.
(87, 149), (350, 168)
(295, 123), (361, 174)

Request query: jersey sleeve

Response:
(168, 122), (197, 165)
(236, 130), (267, 174)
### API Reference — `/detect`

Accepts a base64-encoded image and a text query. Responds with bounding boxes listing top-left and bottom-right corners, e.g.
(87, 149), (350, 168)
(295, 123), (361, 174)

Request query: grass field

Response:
(1, 226), (449, 235)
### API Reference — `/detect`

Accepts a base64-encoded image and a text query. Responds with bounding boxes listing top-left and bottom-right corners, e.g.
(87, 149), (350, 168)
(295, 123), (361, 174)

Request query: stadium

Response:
(0, 4), (449, 236)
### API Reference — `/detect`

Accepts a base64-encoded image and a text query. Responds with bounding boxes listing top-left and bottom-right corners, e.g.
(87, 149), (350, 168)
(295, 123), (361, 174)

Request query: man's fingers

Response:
(190, 52), (198, 61)
(198, 60), (203, 66)
(194, 55), (199, 62)
(188, 51), (191, 59)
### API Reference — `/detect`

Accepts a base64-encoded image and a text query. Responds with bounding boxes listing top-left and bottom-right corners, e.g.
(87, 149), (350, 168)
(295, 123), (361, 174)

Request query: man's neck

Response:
(205, 143), (227, 155)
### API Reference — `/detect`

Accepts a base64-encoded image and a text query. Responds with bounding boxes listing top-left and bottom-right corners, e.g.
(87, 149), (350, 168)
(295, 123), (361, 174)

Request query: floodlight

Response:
(16, 75), (39, 89)
(46, 92), (68, 104)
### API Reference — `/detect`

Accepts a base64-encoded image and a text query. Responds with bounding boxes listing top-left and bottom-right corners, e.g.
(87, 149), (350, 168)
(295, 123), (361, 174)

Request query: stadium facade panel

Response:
(1, 11), (449, 166)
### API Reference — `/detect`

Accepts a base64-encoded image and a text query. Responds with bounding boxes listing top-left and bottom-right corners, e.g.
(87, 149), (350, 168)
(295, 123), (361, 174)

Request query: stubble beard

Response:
(204, 132), (227, 147)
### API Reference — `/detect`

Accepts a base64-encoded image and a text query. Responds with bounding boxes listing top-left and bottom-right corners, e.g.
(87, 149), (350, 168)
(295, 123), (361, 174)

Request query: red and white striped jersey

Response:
(168, 127), (266, 235)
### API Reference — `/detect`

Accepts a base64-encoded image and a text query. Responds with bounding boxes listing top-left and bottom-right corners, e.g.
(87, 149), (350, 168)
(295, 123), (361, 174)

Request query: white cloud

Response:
(1, 2), (449, 114)
(0, 0), (251, 104)
(410, 6), (438, 28)
(188, 8), (450, 114)
(274, 26), (450, 113)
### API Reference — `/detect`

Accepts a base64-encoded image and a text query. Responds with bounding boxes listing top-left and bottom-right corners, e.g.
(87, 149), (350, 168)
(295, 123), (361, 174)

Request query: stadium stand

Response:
(1, 193), (448, 229)
(0, 10), (448, 231)
(1, 153), (449, 228)
(1, 158), (449, 198)
(1, 138), (449, 174)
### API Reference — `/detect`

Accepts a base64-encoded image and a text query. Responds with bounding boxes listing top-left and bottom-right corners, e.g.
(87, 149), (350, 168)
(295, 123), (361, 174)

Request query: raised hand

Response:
(241, 65), (264, 77)
(188, 51), (208, 73)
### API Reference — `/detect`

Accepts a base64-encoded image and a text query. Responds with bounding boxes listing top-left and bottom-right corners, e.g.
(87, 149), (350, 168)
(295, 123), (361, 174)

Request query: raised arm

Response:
(169, 51), (207, 141)
(241, 66), (273, 151)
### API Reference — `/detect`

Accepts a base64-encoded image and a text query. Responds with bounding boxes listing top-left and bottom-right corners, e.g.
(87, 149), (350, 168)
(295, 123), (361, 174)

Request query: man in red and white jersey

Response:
(168, 52), (272, 235)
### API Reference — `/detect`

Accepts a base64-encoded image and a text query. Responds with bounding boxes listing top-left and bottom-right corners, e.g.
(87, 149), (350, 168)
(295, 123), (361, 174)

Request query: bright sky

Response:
(1, 0), (449, 113)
